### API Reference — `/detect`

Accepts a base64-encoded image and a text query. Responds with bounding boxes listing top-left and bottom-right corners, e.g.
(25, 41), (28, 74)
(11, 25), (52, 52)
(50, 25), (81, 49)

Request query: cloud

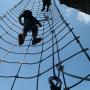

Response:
(65, 8), (73, 17)
(77, 12), (90, 24)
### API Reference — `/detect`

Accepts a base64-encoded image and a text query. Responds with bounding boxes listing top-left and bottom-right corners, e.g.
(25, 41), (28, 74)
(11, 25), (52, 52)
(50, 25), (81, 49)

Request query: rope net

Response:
(0, 0), (90, 90)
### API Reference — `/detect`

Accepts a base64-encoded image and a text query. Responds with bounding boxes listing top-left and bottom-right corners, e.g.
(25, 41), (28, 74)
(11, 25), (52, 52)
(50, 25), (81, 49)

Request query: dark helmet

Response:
(23, 10), (32, 16)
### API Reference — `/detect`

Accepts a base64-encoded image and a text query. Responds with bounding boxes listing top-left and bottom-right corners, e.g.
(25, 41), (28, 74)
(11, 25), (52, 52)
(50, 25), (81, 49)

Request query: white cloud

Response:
(77, 12), (90, 24)
(65, 8), (73, 17)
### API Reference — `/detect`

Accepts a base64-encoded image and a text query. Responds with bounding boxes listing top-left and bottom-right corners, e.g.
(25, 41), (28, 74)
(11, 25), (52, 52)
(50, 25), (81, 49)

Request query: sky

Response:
(0, 0), (20, 15)
(0, 0), (90, 90)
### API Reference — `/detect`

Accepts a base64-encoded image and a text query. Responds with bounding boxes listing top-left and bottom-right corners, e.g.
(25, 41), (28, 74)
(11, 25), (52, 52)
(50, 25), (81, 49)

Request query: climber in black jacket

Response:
(41, 0), (51, 12)
(18, 10), (42, 45)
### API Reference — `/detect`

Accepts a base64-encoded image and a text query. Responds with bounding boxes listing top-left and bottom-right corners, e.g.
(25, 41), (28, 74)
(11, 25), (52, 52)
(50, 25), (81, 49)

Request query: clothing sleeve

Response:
(33, 17), (42, 27)
(18, 14), (24, 25)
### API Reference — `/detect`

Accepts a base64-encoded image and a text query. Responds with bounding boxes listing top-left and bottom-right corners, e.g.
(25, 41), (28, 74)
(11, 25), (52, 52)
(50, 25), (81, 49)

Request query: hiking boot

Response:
(32, 38), (42, 45)
(41, 8), (45, 11)
(18, 34), (24, 45)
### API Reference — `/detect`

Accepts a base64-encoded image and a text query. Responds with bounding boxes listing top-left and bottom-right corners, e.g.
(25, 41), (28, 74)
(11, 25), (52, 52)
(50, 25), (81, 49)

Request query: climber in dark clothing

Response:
(49, 76), (62, 90)
(18, 10), (42, 45)
(41, 0), (51, 12)
(50, 82), (61, 90)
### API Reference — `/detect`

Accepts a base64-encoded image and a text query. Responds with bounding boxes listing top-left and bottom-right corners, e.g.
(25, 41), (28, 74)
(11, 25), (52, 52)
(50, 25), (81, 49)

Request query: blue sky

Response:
(0, 0), (90, 90)
(0, 0), (20, 15)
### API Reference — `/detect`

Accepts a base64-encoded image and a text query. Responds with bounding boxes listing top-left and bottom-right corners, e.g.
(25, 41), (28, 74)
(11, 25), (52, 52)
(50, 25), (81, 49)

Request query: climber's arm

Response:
(38, 21), (42, 27)
(34, 17), (42, 27)
(18, 14), (24, 25)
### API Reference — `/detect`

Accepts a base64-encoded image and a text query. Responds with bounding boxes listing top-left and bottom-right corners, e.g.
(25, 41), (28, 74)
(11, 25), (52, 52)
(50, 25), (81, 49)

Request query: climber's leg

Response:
(46, 3), (51, 12)
(31, 27), (38, 40)
(18, 26), (30, 45)
(18, 33), (24, 45)
(41, 3), (46, 11)
(31, 27), (42, 45)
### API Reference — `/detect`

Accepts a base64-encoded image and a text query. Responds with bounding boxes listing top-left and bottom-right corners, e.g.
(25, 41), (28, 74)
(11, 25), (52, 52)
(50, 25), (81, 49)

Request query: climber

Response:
(41, 0), (51, 12)
(18, 10), (42, 45)
(49, 76), (62, 90)
(49, 81), (61, 90)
